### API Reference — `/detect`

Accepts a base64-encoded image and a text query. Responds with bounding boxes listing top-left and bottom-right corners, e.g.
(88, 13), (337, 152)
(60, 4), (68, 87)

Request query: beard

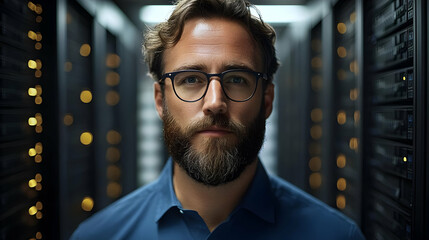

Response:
(162, 104), (266, 187)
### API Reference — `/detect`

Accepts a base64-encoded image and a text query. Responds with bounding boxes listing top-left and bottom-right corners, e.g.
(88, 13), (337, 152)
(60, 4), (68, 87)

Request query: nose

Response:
(202, 79), (227, 115)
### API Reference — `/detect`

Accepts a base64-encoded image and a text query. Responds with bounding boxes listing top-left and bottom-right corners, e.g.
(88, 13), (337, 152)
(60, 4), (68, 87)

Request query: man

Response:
(71, 0), (365, 239)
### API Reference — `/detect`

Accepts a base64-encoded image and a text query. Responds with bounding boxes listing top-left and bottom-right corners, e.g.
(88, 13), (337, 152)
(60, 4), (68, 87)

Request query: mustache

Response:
(182, 114), (246, 138)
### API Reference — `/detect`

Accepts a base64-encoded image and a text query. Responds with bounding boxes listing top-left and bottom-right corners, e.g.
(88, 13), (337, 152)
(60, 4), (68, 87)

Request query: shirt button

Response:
(179, 210), (184, 214)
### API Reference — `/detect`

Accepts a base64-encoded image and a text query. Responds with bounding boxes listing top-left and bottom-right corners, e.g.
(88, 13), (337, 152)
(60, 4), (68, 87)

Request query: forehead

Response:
(163, 17), (262, 72)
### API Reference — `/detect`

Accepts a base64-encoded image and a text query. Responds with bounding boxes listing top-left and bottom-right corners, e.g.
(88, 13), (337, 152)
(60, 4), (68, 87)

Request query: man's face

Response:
(154, 17), (274, 186)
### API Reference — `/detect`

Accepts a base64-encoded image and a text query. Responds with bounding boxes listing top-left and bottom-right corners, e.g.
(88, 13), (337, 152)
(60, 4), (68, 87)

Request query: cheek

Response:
(164, 94), (201, 128)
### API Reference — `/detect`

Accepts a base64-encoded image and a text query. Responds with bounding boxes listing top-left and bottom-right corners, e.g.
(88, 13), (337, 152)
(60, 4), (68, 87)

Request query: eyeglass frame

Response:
(159, 69), (268, 102)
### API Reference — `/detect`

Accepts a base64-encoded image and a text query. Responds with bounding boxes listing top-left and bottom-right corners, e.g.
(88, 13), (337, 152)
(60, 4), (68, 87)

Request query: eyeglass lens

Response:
(171, 71), (257, 102)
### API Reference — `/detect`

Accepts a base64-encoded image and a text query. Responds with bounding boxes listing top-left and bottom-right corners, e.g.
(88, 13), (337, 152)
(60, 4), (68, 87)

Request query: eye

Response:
(184, 76), (198, 84)
(225, 76), (248, 85)
(175, 73), (206, 86)
(230, 77), (245, 84)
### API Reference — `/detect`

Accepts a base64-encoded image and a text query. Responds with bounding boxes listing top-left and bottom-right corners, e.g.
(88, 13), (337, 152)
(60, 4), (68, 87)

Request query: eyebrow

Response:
(172, 63), (256, 73)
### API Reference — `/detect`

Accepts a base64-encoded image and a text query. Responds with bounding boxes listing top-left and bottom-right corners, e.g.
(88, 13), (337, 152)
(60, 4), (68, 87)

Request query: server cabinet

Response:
(331, 0), (362, 223)
(0, 1), (45, 239)
(307, 22), (324, 198)
(363, 0), (427, 239)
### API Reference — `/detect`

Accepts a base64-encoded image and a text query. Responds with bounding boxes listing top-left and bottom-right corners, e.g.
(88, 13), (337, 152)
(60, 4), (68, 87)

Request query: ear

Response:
(154, 82), (164, 119)
(264, 83), (275, 119)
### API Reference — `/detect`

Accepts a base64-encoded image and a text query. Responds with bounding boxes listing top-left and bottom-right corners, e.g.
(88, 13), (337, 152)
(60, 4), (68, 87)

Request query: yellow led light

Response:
(106, 147), (121, 162)
(310, 108), (323, 123)
(35, 125), (43, 133)
(107, 165), (122, 181)
(29, 206), (38, 215)
(35, 42), (42, 50)
(337, 111), (346, 125)
(35, 173), (42, 182)
(36, 211), (43, 219)
(35, 59), (42, 70)
(63, 114), (74, 126)
(336, 195), (346, 209)
(105, 90), (120, 106)
(29, 148), (37, 157)
(337, 178), (347, 191)
(35, 96), (42, 104)
(106, 54), (121, 68)
(80, 44), (91, 57)
(81, 197), (94, 212)
(350, 12), (356, 23)
(337, 46), (347, 58)
(309, 157), (322, 172)
(28, 60), (37, 69)
(80, 90), (93, 103)
(35, 4), (43, 14)
(35, 114), (42, 126)
(403, 157), (408, 162)
(310, 125), (322, 140)
(403, 76), (406, 81)
(35, 183), (42, 191)
(36, 32), (42, 41)
(35, 85), (42, 95)
(35, 70), (42, 78)
(35, 142), (43, 154)
(28, 2), (36, 11)
(337, 23), (347, 34)
(36, 201), (43, 210)
(106, 71), (120, 86)
(337, 154), (346, 168)
(28, 117), (37, 126)
(354, 111), (360, 124)
(28, 179), (37, 188)
(349, 138), (358, 150)
(28, 88), (37, 96)
(350, 88), (358, 101)
(28, 30), (37, 40)
(309, 173), (322, 189)
(107, 182), (122, 198)
(80, 132), (93, 145)
(106, 130), (121, 145)
(35, 155), (42, 163)
(36, 232), (42, 239)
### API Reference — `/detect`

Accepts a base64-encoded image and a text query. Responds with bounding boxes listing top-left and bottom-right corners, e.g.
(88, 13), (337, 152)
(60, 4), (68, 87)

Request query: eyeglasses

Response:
(159, 69), (268, 102)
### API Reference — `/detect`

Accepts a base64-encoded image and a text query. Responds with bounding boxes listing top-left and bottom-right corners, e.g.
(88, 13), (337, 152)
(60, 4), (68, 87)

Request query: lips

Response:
(197, 126), (233, 136)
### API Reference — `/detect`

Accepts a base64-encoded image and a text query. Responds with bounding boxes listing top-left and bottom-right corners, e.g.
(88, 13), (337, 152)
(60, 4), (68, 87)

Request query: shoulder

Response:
(70, 180), (160, 240)
(268, 174), (365, 239)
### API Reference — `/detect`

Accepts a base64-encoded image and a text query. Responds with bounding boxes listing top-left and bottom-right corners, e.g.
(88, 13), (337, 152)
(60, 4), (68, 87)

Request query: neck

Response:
(172, 159), (258, 232)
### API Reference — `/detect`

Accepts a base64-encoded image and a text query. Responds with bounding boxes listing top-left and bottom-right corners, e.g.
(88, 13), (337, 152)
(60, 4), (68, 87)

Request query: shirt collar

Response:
(236, 160), (276, 223)
(154, 159), (182, 222)
(154, 158), (276, 224)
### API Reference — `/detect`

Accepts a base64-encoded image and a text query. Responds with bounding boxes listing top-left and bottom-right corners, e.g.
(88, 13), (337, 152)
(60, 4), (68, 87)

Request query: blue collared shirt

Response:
(71, 159), (365, 239)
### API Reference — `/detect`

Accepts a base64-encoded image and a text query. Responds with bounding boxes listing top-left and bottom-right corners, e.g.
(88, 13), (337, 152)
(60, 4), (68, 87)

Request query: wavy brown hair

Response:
(143, 0), (279, 82)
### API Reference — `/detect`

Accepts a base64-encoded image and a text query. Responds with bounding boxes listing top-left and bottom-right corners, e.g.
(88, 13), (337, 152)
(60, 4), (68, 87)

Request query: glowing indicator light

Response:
(29, 206), (38, 215)
(28, 117), (37, 126)
(29, 148), (37, 157)
(81, 197), (94, 211)
(28, 179), (37, 188)
(80, 132), (93, 145)
(28, 60), (37, 69)
(80, 90), (93, 103)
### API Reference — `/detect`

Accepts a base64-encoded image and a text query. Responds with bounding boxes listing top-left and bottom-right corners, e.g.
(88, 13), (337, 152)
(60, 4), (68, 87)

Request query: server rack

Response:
(331, 0), (363, 223)
(0, 1), (46, 239)
(362, 0), (427, 239)
(1, 0), (139, 239)
(307, 22), (324, 198)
